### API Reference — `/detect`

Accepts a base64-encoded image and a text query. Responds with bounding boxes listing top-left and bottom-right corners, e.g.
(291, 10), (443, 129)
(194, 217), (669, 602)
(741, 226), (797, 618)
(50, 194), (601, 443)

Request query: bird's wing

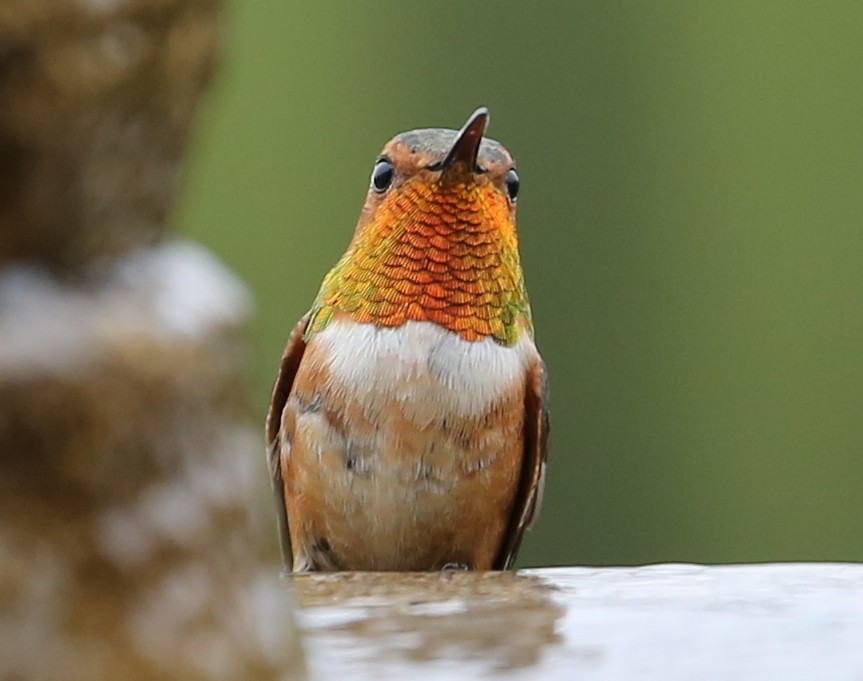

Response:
(494, 354), (550, 570)
(265, 312), (311, 571)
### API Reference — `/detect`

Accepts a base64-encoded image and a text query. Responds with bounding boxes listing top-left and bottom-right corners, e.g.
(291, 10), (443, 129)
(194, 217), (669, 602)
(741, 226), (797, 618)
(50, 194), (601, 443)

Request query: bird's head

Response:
(352, 107), (519, 242)
(310, 108), (531, 345)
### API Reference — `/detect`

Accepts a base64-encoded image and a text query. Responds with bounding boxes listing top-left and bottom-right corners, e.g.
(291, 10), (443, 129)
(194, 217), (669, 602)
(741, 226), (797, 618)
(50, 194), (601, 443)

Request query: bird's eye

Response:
(505, 168), (520, 202)
(371, 158), (395, 193)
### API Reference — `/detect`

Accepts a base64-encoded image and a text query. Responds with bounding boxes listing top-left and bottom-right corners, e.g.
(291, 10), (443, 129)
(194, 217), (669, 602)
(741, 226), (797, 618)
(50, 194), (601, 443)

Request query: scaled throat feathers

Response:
(306, 130), (533, 347)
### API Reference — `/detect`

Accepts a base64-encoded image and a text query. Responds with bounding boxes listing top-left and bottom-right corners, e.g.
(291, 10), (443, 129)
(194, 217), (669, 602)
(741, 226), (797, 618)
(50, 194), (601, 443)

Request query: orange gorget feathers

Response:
(307, 179), (532, 346)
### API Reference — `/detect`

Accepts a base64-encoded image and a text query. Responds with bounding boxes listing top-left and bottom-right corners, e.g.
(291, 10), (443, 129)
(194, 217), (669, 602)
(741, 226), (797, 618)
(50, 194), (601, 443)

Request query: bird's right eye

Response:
(505, 167), (520, 202)
(371, 158), (395, 193)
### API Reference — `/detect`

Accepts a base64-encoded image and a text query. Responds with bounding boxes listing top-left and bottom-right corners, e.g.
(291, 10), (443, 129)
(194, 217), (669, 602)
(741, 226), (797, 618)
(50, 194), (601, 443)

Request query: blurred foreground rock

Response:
(0, 0), (220, 271)
(0, 244), (304, 681)
(0, 1), (304, 680)
(294, 564), (863, 680)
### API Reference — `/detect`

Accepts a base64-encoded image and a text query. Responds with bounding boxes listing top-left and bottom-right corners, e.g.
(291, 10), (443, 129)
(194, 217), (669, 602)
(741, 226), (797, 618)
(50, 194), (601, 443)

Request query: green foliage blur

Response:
(180, 1), (863, 567)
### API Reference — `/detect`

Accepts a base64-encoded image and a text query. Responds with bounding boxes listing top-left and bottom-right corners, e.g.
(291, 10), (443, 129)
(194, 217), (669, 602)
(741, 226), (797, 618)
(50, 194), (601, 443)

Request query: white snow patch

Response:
(0, 241), (252, 378)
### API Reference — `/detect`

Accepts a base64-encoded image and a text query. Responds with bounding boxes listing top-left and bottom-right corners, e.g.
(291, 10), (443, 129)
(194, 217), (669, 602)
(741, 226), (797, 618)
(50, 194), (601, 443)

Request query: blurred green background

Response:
(179, 2), (863, 567)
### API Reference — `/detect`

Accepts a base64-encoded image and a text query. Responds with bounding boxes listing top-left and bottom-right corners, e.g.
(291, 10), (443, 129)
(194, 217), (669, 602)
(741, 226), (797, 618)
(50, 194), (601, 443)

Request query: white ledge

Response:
(293, 563), (863, 681)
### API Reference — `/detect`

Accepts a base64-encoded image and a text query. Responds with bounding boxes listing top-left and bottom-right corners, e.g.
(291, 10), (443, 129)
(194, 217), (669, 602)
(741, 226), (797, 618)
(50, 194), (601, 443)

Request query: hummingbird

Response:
(266, 107), (548, 572)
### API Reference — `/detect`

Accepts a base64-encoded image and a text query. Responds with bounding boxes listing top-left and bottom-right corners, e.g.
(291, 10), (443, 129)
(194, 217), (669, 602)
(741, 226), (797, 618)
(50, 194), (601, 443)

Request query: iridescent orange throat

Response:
(306, 178), (532, 346)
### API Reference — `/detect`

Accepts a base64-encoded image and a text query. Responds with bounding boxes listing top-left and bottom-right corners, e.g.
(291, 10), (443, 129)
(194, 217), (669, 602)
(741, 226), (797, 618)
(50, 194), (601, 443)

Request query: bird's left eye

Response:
(505, 168), (520, 202)
(371, 158), (395, 193)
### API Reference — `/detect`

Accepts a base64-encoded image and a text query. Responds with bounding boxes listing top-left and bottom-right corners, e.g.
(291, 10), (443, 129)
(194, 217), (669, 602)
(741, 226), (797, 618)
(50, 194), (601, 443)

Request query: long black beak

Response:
(437, 107), (489, 173)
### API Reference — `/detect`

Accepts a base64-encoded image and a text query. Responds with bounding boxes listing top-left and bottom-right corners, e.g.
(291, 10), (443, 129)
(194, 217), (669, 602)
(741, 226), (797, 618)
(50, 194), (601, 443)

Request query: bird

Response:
(266, 107), (548, 572)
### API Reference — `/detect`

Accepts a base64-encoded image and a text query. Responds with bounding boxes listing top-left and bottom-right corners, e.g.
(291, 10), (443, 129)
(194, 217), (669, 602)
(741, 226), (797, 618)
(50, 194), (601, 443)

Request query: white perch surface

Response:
(295, 563), (863, 680)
